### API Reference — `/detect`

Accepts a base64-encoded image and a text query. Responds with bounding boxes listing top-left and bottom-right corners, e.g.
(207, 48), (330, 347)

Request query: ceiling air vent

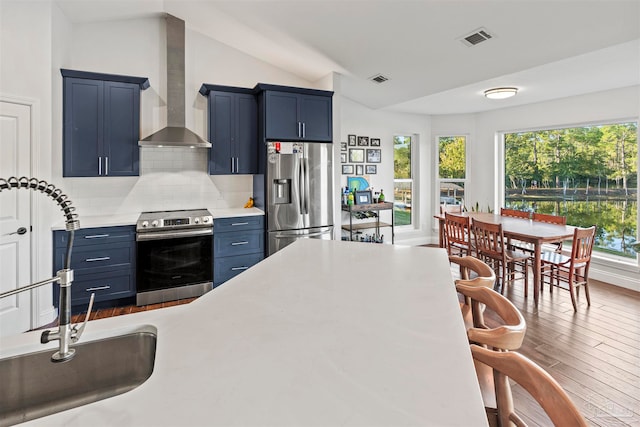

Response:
(369, 74), (389, 84)
(460, 28), (494, 47)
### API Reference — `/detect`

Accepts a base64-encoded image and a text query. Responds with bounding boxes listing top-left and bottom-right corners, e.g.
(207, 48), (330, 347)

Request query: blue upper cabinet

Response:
(62, 69), (149, 177)
(200, 84), (258, 175)
(255, 84), (333, 142)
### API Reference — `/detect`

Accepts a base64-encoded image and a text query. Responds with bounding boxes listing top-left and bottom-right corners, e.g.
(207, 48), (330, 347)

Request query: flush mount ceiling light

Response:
(484, 87), (518, 100)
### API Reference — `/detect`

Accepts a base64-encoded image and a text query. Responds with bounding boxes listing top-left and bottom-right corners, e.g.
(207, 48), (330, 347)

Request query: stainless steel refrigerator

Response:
(265, 141), (333, 255)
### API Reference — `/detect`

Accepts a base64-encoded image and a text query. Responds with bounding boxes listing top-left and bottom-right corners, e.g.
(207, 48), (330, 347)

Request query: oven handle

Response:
(136, 228), (213, 241)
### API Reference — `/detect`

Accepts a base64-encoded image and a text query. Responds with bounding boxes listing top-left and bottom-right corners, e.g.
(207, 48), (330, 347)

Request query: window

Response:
(394, 135), (413, 226)
(504, 122), (638, 259)
(437, 136), (467, 210)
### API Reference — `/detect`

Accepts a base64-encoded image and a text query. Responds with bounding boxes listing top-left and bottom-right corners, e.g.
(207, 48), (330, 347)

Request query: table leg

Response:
(533, 242), (541, 305)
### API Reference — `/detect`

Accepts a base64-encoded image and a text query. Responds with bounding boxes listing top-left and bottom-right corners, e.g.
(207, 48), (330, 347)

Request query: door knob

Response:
(10, 227), (28, 236)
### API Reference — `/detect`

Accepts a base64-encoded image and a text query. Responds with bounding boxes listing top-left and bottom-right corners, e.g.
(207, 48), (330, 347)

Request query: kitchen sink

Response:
(0, 325), (157, 426)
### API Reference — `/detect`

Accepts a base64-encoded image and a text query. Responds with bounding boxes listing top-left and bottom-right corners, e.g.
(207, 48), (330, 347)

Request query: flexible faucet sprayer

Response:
(0, 176), (94, 362)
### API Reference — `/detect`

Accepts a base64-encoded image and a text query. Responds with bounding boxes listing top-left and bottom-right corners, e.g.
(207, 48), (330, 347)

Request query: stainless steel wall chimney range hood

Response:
(139, 14), (211, 148)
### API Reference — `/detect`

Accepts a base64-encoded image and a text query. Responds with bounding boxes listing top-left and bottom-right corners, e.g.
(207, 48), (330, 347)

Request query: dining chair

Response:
(500, 208), (533, 254)
(471, 219), (530, 297)
(471, 344), (588, 427)
(440, 204), (463, 214)
(456, 283), (526, 426)
(500, 208), (530, 219)
(540, 225), (596, 311)
(532, 212), (567, 253)
(443, 212), (472, 256)
(449, 255), (496, 332)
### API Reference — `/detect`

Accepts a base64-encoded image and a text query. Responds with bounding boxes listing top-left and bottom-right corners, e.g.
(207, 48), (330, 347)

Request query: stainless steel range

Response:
(136, 209), (213, 306)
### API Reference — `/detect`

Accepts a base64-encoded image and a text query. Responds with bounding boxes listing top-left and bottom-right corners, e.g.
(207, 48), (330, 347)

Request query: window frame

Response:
(393, 134), (416, 229)
(435, 134), (469, 213)
(498, 118), (639, 265)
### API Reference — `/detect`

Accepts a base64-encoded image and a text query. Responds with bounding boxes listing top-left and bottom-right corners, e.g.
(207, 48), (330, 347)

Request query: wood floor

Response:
(60, 278), (639, 426)
(496, 278), (640, 427)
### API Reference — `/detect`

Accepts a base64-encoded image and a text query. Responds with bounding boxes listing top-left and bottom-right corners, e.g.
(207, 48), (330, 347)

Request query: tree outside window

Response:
(437, 136), (467, 208)
(394, 135), (413, 226)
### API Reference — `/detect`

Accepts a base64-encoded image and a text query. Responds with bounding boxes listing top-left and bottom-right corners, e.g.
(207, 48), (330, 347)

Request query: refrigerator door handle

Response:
(303, 158), (310, 215)
(298, 156), (305, 213)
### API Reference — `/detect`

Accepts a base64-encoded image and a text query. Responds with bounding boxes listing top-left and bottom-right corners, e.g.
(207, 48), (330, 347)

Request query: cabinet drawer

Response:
(214, 253), (264, 285)
(53, 270), (135, 308)
(54, 241), (134, 274)
(214, 230), (264, 257)
(214, 216), (264, 233)
(54, 226), (135, 249)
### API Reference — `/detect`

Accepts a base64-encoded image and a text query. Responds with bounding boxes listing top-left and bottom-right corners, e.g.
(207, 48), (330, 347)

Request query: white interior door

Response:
(0, 100), (32, 336)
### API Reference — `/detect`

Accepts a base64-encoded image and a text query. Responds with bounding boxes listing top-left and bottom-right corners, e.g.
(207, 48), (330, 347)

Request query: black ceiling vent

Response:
(369, 74), (389, 84)
(460, 28), (494, 46)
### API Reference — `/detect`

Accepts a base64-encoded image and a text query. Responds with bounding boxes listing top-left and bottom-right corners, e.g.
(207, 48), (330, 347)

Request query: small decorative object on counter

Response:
(347, 191), (354, 206)
(342, 186), (349, 205)
(373, 192), (380, 203)
(378, 189), (385, 203)
(244, 197), (254, 208)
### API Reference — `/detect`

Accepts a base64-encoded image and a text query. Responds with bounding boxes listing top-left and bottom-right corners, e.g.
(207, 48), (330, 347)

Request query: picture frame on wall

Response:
(366, 148), (381, 163)
(340, 153), (347, 163)
(348, 134), (357, 146)
(356, 164), (364, 175)
(341, 142), (347, 151)
(365, 165), (377, 174)
(349, 148), (365, 163)
(370, 138), (381, 147)
(342, 164), (354, 174)
(357, 136), (369, 146)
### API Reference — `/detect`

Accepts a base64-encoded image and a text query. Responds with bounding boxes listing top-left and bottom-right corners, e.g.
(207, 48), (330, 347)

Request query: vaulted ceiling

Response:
(55, 0), (640, 114)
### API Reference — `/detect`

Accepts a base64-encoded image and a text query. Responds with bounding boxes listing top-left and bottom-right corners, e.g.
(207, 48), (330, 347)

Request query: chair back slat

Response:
(471, 219), (506, 260)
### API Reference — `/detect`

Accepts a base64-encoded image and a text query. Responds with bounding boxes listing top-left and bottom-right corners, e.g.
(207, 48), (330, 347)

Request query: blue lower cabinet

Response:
(213, 216), (264, 286)
(53, 225), (135, 312)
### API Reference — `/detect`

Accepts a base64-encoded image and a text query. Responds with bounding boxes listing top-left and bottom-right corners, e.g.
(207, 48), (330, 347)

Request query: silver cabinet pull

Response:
(85, 256), (111, 262)
(98, 156), (102, 175)
(302, 122), (306, 138)
(231, 222), (249, 226)
(84, 234), (109, 239)
(231, 266), (249, 271)
(231, 241), (249, 246)
(231, 157), (235, 173)
(105, 157), (109, 176)
(85, 285), (111, 292)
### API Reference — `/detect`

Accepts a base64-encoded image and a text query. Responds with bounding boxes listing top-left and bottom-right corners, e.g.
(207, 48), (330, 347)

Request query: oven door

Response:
(136, 231), (213, 294)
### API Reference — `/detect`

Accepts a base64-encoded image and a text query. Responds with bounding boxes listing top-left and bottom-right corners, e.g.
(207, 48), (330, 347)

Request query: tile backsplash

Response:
(61, 148), (253, 216)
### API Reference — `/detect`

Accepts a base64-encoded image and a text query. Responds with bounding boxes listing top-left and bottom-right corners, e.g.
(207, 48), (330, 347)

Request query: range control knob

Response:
(202, 217), (211, 223)
(151, 220), (159, 228)
(194, 217), (200, 224)
(141, 221), (149, 228)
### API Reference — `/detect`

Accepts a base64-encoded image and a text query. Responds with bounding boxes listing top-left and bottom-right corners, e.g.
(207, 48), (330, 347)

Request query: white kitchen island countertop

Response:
(4, 239), (487, 426)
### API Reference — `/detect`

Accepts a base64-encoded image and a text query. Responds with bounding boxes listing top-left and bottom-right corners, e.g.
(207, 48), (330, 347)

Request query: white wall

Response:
(432, 86), (640, 290)
(340, 96), (431, 244)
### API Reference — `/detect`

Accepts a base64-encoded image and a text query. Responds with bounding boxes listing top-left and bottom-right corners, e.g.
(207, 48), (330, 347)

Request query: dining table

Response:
(436, 212), (576, 305)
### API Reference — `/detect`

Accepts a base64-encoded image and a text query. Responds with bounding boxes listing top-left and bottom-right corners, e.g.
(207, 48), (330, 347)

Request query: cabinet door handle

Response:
(84, 234), (109, 239)
(98, 157), (102, 175)
(236, 157), (239, 173)
(302, 122), (306, 138)
(297, 122), (302, 138)
(231, 241), (249, 246)
(231, 222), (249, 226)
(85, 256), (111, 262)
(105, 156), (109, 176)
(85, 285), (111, 292)
(231, 266), (249, 271)
(231, 157), (235, 173)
